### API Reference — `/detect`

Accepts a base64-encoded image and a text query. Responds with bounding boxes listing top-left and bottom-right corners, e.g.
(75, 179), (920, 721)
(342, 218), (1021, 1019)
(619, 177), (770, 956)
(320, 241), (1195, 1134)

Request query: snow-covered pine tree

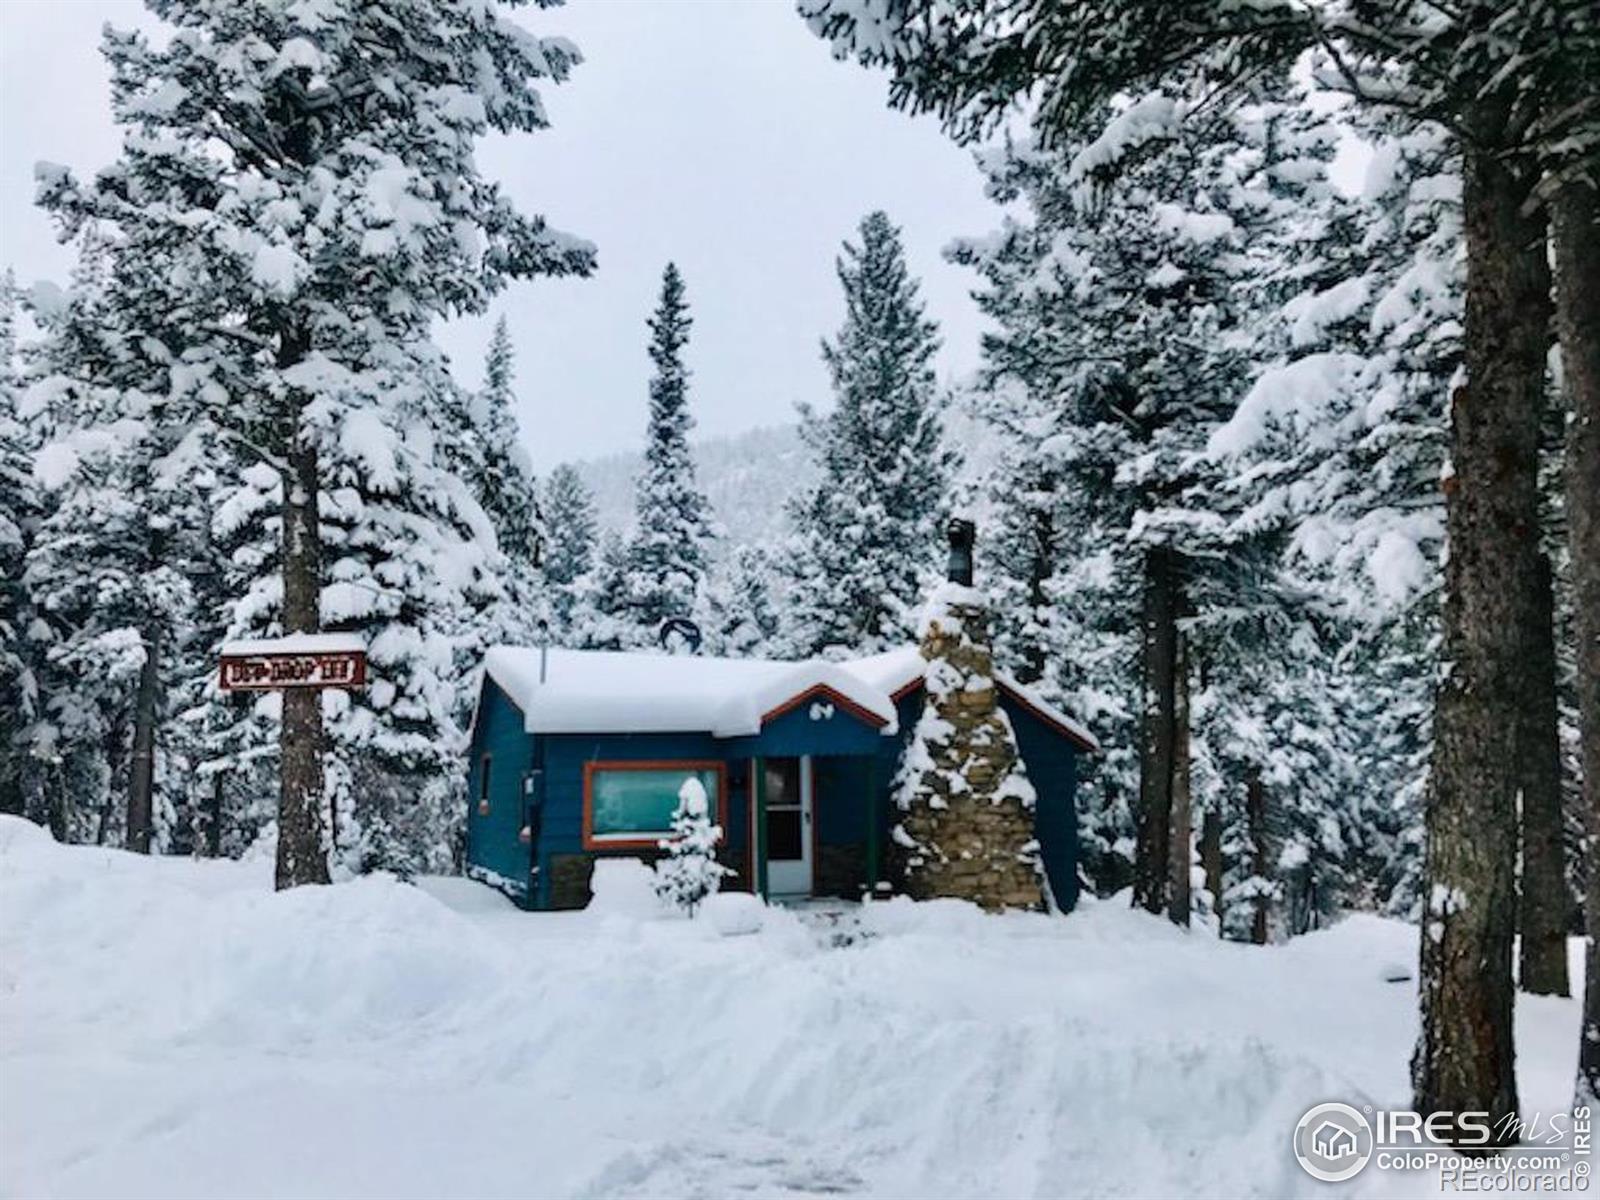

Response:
(652, 776), (730, 915)
(0, 271), (38, 821)
(541, 463), (598, 637)
(781, 212), (952, 658)
(1207, 123), (1464, 926)
(18, 219), (224, 854)
(703, 545), (780, 658)
(619, 264), (714, 648)
(38, 0), (595, 886)
(572, 529), (632, 651)
(470, 315), (545, 642)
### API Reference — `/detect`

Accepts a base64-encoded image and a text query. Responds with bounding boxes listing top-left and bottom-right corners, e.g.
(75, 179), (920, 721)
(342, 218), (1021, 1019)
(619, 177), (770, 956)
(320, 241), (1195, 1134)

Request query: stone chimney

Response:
(893, 521), (1044, 911)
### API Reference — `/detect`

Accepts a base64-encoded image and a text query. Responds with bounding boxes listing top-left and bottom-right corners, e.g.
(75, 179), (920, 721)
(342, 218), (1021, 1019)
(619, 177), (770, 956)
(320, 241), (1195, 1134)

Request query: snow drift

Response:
(0, 818), (1581, 1199)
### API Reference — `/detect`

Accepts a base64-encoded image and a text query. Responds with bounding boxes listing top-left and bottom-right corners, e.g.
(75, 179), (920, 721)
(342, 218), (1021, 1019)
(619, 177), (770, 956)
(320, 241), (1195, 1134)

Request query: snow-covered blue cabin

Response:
(465, 645), (1097, 910)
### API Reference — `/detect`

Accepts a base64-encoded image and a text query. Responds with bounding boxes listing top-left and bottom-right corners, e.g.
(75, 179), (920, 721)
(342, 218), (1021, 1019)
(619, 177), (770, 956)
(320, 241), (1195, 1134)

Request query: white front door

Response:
(765, 755), (813, 897)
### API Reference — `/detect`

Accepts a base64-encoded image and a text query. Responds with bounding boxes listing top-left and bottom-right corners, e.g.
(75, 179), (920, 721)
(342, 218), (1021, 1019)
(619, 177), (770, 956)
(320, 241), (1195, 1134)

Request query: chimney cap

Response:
(946, 518), (975, 586)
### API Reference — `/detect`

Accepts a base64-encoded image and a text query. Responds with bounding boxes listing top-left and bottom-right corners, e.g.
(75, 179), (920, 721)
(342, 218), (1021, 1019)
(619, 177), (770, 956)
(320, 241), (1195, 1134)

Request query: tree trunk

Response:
(1021, 482), (1055, 685)
(1412, 132), (1545, 1144)
(275, 332), (330, 891)
(96, 718), (127, 846)
(1519, 551), (1570, 996)
(1167, 630), (1191, 927)
(1201, 806), (1222, 932)
(1551, 179), (1600, 1103)
(1132, 545), (1178, 914)
(125, 621), (159, 854)
(206, 771), (224, 858)
(1247, 772), (1269, 946)
(47, 762), (68, 843)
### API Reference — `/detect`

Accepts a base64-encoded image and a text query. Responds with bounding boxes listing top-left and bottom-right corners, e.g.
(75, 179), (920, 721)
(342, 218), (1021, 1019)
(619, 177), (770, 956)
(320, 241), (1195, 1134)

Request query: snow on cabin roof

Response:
(480, 644), (1099, 752)
(842, 645), (1101, 753)
(221, 633), (366, 656)
(482, 647), (900, 738)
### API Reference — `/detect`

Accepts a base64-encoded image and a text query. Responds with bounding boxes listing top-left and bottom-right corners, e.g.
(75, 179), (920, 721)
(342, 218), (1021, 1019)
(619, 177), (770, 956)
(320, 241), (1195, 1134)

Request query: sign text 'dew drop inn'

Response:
(219, 634), (367, 692)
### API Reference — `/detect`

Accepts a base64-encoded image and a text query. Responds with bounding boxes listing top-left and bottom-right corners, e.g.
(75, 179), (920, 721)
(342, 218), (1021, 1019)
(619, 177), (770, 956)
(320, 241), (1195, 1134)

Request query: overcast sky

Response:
(0, 0), (1002, 469)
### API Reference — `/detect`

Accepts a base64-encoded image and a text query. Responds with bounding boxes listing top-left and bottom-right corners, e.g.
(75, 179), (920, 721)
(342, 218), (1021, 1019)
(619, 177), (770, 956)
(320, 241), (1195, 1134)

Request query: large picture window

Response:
(583, 761), (725, 849)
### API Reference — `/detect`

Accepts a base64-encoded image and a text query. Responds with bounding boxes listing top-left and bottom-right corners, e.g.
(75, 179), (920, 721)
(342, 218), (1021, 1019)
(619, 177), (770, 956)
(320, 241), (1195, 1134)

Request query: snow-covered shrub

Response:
(652, 777), (730, 916)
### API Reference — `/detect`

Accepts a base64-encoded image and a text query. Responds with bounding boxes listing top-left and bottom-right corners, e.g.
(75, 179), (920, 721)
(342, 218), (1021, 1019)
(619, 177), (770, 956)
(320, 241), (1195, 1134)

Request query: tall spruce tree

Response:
(18, 217), (223, 855)
(472, 315), (544, 601)
(574, 529), (633, 651)
(541, 463), (598, 637)
(704, 545), (781, 658)
(39, 0), (595, 886)
(0, 271), (38, 821)
(1206, 122), (1464, 928)
(619, 264), (714, 646)
(781, 211), (951, 658)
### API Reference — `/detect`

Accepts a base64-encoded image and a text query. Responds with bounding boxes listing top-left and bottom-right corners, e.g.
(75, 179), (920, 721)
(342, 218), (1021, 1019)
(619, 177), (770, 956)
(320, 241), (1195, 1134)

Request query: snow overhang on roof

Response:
(481, 647), (901, 739)
(478, 644), (1099, 753)
(837, 646), (1101, 754)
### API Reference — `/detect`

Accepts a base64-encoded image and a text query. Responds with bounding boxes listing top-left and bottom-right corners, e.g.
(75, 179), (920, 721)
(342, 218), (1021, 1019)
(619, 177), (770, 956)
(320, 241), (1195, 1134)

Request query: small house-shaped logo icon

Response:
(1311, 1120), (1359, 1161)
(1294, 1102), (1374, 1182)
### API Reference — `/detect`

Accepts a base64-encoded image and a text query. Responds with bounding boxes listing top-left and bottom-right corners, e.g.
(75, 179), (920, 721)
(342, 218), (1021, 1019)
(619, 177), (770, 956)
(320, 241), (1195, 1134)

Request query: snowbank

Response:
(0, 819), (1583, 1199)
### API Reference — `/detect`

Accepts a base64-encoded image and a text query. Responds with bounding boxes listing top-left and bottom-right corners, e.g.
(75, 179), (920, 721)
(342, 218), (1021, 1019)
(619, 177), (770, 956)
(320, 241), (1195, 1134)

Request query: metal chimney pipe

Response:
(947, 518), (975, 586)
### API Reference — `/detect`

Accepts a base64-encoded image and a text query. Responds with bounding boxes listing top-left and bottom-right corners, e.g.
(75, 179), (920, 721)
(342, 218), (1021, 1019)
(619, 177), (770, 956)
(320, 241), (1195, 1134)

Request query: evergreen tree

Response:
(0, 271), (39, 821)
(1204, 124), (1463, 927)
(952, 96), (1335, 907)
(573, 529), (633, 651)
(703, 545), (780, 658)
(472, 315), (544, 604)
(781, 212), (951, 658)
(620, 264), (714, 646)
(18, 224), (223, 854)
(38, 0), (596, 885)
(652, 776), (730, 915)
(541, 463), (598, 635)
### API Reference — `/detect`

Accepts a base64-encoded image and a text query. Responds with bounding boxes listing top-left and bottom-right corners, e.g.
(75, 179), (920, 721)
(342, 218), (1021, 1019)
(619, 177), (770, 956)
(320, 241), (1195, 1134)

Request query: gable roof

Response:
(478, 644), (1098, 753)
(481, 647), (898, 738)
(844, 646), (1101, 753)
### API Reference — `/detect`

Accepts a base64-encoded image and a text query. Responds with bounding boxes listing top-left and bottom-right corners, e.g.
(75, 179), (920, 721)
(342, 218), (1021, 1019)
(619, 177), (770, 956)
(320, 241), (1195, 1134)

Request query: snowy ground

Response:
(0, 817), (1585, 1200)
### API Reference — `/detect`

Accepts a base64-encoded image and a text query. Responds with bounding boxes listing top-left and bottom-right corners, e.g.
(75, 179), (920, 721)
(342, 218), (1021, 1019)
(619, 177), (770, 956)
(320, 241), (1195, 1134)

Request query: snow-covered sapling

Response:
(652, 777), (730, 916)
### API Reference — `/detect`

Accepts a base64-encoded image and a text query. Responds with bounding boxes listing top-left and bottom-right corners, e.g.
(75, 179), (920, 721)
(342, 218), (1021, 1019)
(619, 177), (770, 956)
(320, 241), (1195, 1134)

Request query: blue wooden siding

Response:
(716, 694), (889, 760)
(815, 757), (871, 844)
(1001, 693), (1082, 912)
(537, 730), (745, 910)
(464, 679), (534, 899)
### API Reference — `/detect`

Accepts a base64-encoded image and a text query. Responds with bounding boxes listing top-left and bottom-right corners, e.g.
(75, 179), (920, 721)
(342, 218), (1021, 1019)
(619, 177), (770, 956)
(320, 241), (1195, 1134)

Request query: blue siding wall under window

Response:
(538, 731), (746, 910)
(465, 680), (534, 899)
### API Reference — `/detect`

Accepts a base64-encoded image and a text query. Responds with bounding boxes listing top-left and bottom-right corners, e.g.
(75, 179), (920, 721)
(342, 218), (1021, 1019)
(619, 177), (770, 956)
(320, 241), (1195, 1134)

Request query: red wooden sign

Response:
(219, 636), (367, 692)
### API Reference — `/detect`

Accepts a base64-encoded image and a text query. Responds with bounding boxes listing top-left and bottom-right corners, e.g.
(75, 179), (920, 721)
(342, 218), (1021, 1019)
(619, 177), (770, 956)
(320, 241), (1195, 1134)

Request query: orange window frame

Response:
(582, 759), (728, 851)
